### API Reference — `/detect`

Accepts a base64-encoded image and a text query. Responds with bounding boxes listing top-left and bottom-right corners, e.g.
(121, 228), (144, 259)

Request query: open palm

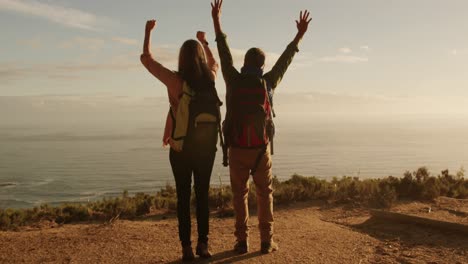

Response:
(296, 10), (312, 36)
(211, 0), (223, 19)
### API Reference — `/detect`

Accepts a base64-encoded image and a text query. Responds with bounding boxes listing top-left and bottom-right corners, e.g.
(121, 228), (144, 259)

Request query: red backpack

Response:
(223, 75), (275, 173)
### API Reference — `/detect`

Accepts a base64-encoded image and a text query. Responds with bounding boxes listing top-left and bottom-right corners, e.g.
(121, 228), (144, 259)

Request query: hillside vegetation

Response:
(1, 167), (466, 231)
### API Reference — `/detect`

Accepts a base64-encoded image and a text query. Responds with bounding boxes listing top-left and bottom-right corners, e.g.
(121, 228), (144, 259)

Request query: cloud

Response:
(54, 62), (140, 72)
(0, 0), (110, 30)
(0, 60), (141, 82)
(4, 34), (286, 82)
(59, 37), (106, 51)
(338, 47), (352, 54)
(0, 44), (182, 82)
(18, 37), (42, 49)
(319, 55), (368, 63)
(59, 36), (139, 52)
(360, 46), (370, 51)
(1, 45), (287, 82)
(112, 37), (139, 46)
(0, 68), (23, 81)
(46, 74), (83, 81)
(274, 92), (468, 118)
(319, 46), (370, 64)
(0, 95), (169, 128)
(451, 49), (468, 56)
(146, 46), (179, 68)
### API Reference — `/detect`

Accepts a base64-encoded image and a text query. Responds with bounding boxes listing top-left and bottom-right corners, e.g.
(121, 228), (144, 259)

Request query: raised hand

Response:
(296, 10), (312, 37)
(145, 20), (157, 33)
(211, 0), (223, 20)
(197, 31), (207, 44)
(143, 20), (156, 55)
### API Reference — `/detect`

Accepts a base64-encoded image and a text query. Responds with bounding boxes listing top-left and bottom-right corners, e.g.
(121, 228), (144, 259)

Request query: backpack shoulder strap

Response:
(261, 79), (276, 118)
(261, 79), (275, 156)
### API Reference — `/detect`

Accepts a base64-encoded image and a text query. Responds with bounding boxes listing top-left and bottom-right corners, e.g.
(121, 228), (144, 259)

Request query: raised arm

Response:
(142, 20), (155, 55)
(196, 31), (219, 79)
(264, 10), (312, 89)
(211, 0), (223, 36)
(211, 0), (239, 83)
(140, 20), (178, 86)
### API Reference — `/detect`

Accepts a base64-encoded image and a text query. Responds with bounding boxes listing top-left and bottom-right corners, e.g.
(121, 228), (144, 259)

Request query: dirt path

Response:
(1, 203), (467, 263)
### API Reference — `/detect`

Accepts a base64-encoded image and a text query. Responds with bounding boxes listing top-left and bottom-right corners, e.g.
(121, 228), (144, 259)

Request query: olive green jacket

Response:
(215, 32), (299, 102)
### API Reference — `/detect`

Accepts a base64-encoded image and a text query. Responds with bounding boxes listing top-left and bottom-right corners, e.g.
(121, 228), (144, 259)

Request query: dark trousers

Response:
(169, 123), (217, 247)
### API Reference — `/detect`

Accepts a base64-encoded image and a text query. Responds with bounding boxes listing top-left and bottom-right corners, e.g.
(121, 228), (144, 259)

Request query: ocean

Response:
(1, 117), (467, 209)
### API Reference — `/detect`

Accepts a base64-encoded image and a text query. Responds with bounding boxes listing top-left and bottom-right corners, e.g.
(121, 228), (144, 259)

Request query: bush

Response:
(208, 185), (232, 210)
(373, 183), (398, 208)
(1, 167), (467, 230)
(59, 204), (91, 223)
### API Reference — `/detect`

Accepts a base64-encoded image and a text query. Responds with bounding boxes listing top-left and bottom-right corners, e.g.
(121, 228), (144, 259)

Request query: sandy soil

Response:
(1, 201), (467, 264)
(390, 197), (468, 225)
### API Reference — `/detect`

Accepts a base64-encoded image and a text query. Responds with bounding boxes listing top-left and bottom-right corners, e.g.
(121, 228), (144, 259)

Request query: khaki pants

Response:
(229, 146), (273, 242)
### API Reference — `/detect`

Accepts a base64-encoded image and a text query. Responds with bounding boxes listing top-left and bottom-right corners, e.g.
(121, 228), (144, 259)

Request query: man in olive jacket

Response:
(211, 0), (312, 254)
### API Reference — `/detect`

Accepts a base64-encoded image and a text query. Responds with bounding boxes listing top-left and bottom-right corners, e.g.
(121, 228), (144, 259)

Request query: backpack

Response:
(188, 80), (221, 124)
(170, 80), (225, 153)
(223, 75), (275, 174)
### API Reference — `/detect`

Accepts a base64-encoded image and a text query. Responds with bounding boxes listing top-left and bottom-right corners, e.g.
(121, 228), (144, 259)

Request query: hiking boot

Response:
(182, 246), (195, 262)
(233, 240), (249, 254)
(261, 241), (279, 254)
(196, 242), (212, 258)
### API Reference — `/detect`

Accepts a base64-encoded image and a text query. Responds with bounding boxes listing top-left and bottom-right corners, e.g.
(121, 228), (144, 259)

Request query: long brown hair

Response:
(178, 40), (213, 90)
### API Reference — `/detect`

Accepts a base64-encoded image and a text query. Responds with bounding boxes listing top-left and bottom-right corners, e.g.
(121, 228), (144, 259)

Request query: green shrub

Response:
(1, 167), (467, 230)
(208, 185), (232, 210)
(60, 204), (91, 223)
(373, 183), (398, 208)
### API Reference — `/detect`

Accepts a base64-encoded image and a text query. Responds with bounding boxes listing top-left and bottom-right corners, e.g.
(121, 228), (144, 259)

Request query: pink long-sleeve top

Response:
(140, 45), (219, 147)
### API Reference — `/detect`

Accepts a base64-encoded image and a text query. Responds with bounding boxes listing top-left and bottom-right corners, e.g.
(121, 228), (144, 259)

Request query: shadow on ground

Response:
(165, 250), (262, 264)
(351, 216), (468, 252)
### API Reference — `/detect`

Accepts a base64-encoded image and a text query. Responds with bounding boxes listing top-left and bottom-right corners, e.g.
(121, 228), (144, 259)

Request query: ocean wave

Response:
(0, 182), (17, 188)
(31, 178), (55, 187)
(76, 191), (106, 202)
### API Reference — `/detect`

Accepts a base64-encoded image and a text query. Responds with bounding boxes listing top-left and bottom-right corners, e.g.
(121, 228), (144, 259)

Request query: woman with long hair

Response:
(140, 19), (219, 261)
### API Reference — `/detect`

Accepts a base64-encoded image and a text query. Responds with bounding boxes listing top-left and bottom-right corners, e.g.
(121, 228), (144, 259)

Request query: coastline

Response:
(1, 167), (467, 230)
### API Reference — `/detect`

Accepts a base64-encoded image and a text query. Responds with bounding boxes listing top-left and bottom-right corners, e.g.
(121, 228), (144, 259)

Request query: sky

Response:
(1, 0), (468, 115)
